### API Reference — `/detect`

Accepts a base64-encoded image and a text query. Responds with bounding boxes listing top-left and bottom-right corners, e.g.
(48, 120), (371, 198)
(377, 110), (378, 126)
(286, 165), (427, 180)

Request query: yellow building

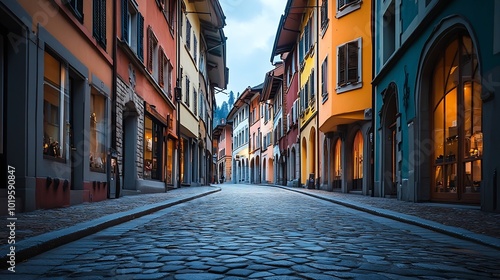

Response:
(296, 0), (319, 188)
(318, 0), (372, 194)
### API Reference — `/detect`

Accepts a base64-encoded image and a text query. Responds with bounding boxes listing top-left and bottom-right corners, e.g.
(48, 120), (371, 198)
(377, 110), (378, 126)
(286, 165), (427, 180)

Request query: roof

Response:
(261, 63), (284, 102)
(227, 84), (263, 120)
(270, 0), (308, 63)
(192, 0), (228, 89)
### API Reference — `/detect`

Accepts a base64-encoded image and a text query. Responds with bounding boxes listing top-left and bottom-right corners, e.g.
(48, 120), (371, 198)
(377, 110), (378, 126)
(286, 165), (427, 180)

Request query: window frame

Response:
(336, 37), (362, 93)
(336, 0), (362, 18)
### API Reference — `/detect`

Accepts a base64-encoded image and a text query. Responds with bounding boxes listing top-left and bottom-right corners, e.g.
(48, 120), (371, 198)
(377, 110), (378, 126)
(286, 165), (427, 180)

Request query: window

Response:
(185, 76), (190, 105)
(382, 1), (396, 63)
(432, 34), (482, 198)
(90, 89), (106, 172)
(144, 116), (162, 180)
(185, 18), (191, 50)
(160, 49), (173, 99)
(337, 38), (362, 93)
(165, 0), (176, 30)
(122, 0), (144, 61)
(321, 56), (328, 102)
(43, 51), (66, 159)
(336, 0), (361, 18)
(147, 27), (159, 76)
(93, 0), (106, 48)
(67, 0), (84, 22)
(321, 0), (329, 30)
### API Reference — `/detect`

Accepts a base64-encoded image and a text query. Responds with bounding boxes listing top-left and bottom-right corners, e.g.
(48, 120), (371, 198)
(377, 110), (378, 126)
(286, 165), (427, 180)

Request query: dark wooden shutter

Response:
(159, 47), (165, 87)
(147, 27), (153, 73)
(347, 41), (358, 83)
(121, 0), (128, 42)
(338, 45), (346, 86)
(99, 0), (106, 47)
(93, 0), (99, 39)
(137, 13), (144, 61)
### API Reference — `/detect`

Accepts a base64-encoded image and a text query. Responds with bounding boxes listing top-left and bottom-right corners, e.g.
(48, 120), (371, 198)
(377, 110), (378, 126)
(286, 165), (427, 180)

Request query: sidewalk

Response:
(1, 184), (499, 268)
(273, 185), (500, 250)
(0, 186), (220, 268)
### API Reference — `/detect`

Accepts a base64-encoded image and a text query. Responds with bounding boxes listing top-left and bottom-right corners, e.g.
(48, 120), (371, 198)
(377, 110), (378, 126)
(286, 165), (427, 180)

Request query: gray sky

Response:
(216, 0), (287, 106)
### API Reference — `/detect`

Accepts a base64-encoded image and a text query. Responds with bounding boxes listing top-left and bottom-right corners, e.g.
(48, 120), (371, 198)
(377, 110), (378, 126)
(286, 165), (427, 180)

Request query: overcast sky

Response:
(216, 0), (287, 106)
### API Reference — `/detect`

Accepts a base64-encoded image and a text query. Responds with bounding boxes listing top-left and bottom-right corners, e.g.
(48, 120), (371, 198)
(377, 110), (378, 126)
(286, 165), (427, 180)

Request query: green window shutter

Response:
(121, 0), (128, 42)
(137, 13), (144, 61)
(338, 45), (346, 86)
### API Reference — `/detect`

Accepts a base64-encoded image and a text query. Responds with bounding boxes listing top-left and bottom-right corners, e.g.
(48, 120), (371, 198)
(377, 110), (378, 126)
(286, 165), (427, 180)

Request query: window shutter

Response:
(147, 27), (153, 73)
(159, 47), (165, 87)
(347, 41), (359, 83)
(338, 45), (346, 86)
(93, 0), (99, 39)
(137, 13), (144, 61)
(311, 70), (315, 98)
(99, 0), (106, 47)
(121, 0), (128, 42)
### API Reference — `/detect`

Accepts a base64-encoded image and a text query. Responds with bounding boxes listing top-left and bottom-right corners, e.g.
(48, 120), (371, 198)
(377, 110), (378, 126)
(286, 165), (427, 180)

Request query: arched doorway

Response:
(256, 155), (261, 184)
(291, 147), (296, 180)
(381, 83), (399, 197)
(309, 127), (316, 185)
(301, 137), (307, 186)
(352, 130), (364, 191)
(429, 33), (481, 203)
(250, 158), (254, 183)
(268, 157), (274, 183)
(333, 138), (342, 190)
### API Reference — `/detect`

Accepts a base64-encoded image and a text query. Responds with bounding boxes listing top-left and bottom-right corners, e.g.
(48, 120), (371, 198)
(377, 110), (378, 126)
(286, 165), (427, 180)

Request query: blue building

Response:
(373, 0), (500, 211)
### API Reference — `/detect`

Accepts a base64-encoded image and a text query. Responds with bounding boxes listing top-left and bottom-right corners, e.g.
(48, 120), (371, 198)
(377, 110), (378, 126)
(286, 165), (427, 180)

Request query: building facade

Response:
(374, 0), (500, 211)
(318, 0), (373, 194)
(0, 0), (115, 213)
(248, 85), (263, 184)
(213, 119), (232, 183)
(227, 93), (250, 183)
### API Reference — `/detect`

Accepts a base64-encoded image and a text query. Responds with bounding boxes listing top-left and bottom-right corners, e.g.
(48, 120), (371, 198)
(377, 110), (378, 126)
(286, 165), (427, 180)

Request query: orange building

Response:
(116, 0), (178, 193)
(0, 0), (115, 212)
(318, 0), (373, 194)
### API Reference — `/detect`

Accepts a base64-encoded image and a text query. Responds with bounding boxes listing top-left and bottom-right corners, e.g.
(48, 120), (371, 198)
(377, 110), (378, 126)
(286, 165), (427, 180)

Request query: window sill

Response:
(336, 82), (362, 94)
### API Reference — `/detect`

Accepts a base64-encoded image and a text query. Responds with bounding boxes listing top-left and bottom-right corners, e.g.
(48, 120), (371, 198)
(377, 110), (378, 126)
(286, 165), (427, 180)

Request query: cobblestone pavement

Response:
(3, 184), (500, 279)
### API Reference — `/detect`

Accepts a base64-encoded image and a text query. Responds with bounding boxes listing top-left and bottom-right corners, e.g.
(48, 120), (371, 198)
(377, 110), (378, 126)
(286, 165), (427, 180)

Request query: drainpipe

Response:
(315, 0), (320, 189)
(175, 0), (182, 188)
(370, 0), (375, 197)
(111, 0), (120, 198)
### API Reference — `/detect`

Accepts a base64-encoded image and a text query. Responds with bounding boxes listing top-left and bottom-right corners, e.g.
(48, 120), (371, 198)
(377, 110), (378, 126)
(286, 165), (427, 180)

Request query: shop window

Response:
(144, 116), (162, 180)
(333, 139), (342, 189)
(43, 51), (66, 160)
(166, 138), (174, 184)
(122, 0), (144, 61)
(90, 89), (106, 172)
(432, 34), (482, 197)
(353, 131), (363, 190)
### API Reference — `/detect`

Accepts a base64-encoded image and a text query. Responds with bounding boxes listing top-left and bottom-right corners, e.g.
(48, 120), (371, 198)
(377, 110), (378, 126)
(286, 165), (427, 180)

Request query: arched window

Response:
(432, 33), (481, 201)
(353, 131), (363, 190)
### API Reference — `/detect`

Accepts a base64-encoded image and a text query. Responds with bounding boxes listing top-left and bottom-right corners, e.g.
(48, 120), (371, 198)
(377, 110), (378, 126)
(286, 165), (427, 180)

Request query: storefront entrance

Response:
(430, 33), (481, 204)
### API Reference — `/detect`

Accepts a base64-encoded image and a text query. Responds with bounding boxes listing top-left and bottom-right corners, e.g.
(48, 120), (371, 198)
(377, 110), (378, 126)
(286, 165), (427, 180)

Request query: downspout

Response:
(111, 0), (120, 198)
(176, 0), (182, 188)
(315, 0), (320, 189)
(370, 0), (375, 197)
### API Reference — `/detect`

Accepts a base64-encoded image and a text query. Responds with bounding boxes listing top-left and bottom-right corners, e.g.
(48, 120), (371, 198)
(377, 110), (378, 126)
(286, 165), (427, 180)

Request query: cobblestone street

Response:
(4, 184), (500, 279)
